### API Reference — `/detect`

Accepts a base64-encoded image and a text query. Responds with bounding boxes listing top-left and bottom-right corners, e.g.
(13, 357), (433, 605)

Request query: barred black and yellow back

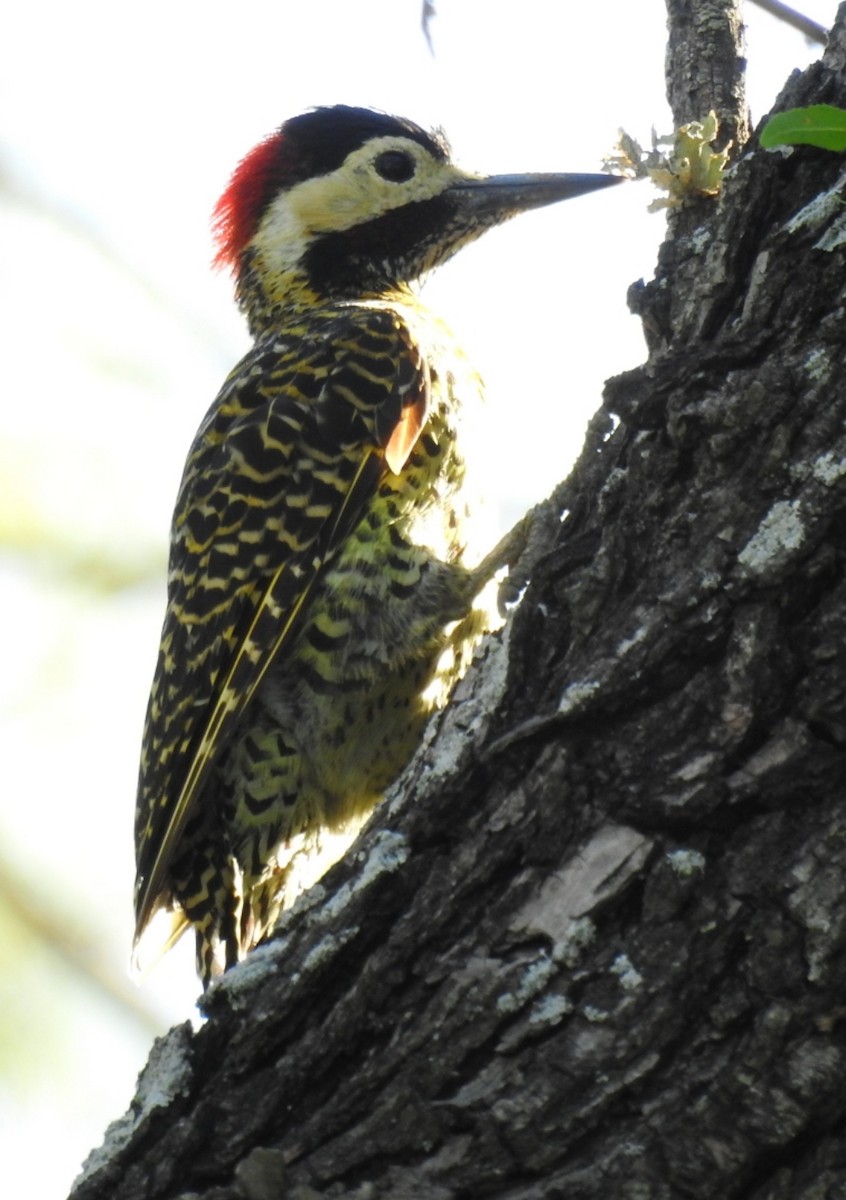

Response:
(133, 106), (621, 985)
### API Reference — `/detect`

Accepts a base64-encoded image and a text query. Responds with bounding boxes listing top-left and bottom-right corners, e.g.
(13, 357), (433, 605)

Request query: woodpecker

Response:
(134, 105), (620, 985)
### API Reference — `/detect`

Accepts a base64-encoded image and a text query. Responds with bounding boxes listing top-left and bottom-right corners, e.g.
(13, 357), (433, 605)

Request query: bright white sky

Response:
(0, 1), (837, 1194)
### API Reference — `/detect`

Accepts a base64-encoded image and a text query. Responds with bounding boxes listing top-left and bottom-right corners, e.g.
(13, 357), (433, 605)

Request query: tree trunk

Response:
(71, 6), (846, 1199)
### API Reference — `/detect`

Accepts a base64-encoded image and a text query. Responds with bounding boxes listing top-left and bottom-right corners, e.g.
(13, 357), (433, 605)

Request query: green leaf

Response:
(760, 104), (846, 152)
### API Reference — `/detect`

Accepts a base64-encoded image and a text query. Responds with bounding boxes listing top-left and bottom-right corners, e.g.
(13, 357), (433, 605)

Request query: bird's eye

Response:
(374, 150), (417, 183)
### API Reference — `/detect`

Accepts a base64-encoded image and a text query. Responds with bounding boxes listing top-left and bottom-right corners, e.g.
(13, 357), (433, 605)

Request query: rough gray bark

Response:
(665, 0), (748, 151)
(72, 6), (846, 1199)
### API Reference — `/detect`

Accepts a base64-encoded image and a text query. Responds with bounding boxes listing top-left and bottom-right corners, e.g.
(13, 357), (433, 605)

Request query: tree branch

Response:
(665, 0), (749, 149)
(749, 0), (829, 46)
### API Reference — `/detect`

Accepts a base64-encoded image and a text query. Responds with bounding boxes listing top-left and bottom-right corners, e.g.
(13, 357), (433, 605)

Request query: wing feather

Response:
(134, 308), (428, 941)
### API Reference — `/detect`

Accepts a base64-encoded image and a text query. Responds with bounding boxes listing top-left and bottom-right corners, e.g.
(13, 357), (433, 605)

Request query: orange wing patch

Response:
(384, 390), (428, 474)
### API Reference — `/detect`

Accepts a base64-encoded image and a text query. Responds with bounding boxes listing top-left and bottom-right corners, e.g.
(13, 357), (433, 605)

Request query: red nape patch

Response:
(211, 131), (286, 272)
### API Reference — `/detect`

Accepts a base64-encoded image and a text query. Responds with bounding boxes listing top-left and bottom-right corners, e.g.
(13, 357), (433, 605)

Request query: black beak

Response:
(448, 171), (624, 219)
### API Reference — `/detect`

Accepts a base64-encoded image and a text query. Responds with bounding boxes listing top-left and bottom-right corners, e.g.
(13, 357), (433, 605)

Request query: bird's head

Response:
(213, 105), (621, 332)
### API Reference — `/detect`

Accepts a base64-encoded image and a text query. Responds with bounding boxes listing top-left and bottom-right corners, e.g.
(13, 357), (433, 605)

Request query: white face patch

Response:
(252, 135), (477, 279)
